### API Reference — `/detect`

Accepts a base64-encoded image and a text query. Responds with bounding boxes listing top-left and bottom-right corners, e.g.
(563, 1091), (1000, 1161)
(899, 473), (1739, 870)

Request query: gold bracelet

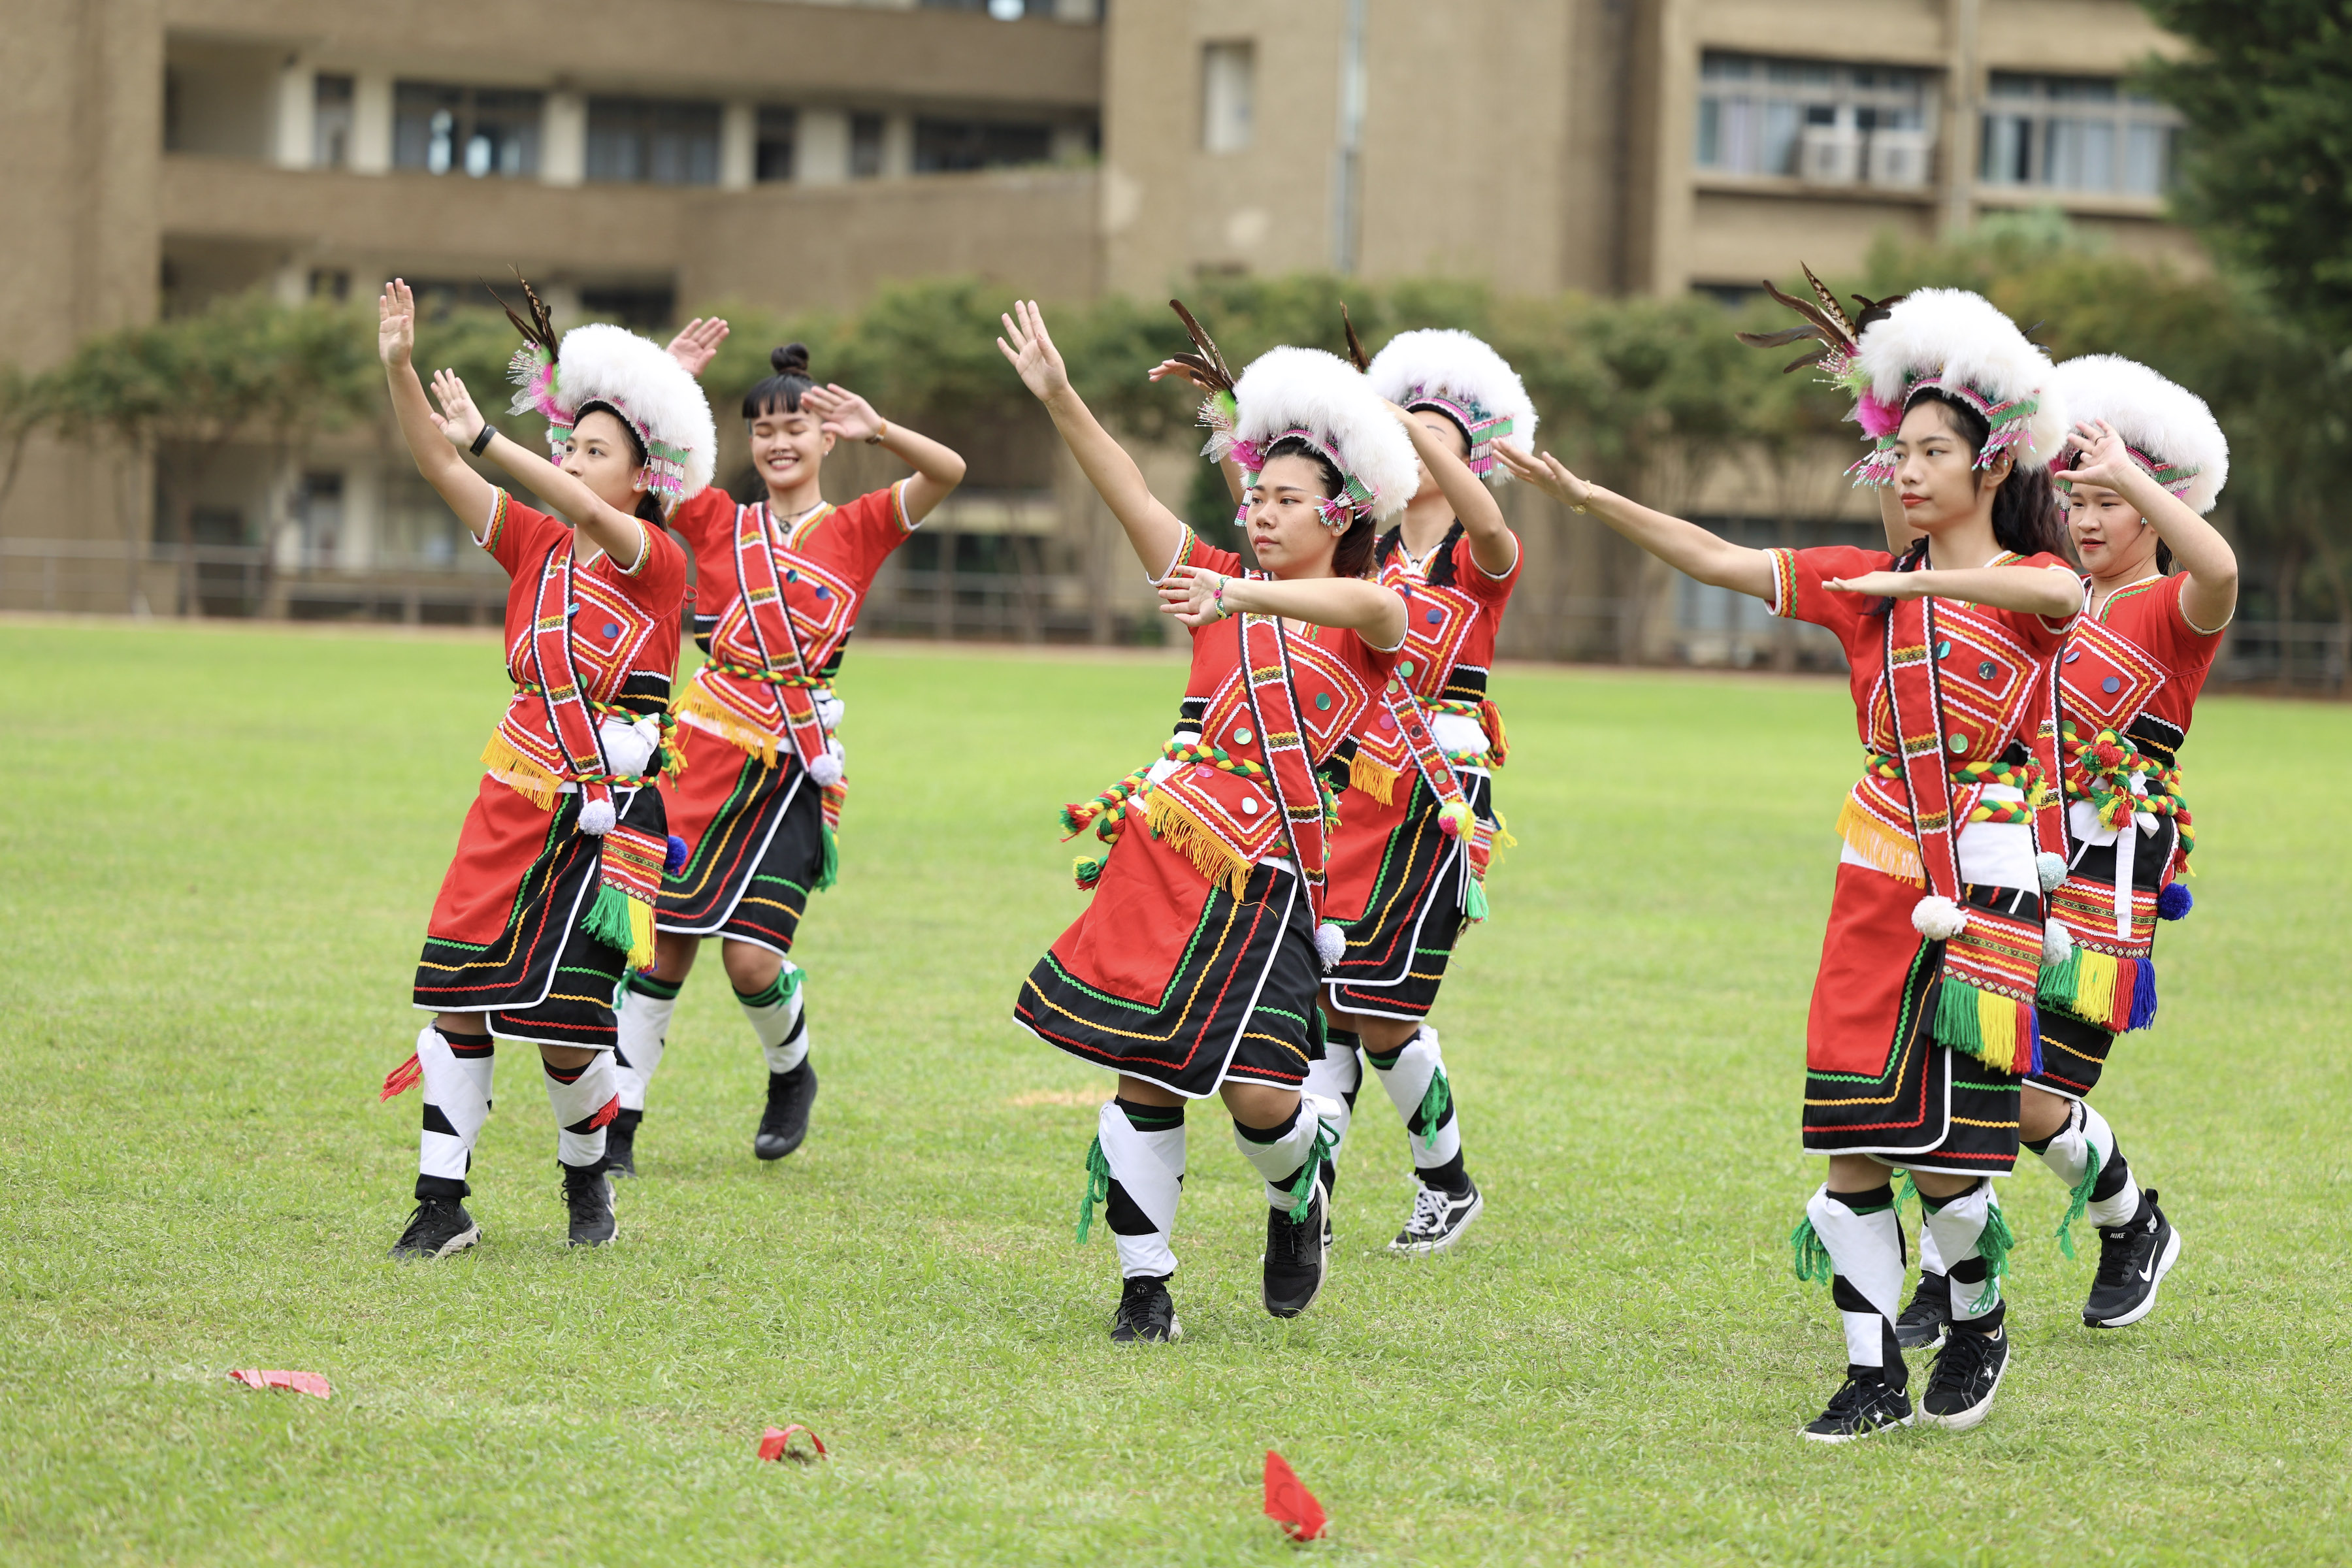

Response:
(1571, 487), (1593, 514)
(865, 419), (888, 446)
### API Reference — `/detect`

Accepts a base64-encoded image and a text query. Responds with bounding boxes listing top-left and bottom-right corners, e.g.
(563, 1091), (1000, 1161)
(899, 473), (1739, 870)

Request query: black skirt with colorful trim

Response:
(655, 722), (826, 956)
(2026, 809), (2180, 1101)
(1322, 768), (1493, 1019)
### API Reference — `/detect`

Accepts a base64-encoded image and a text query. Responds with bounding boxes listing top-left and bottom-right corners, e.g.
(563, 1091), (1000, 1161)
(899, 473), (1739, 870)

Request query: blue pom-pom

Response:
(2157, 881), (2193, 921)
(664, 834), (689, 875)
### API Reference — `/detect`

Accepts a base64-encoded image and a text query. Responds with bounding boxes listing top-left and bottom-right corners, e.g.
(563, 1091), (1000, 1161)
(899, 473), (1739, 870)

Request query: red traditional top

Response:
(1349, 525), (1520, 785)
(2060, 571), (2225, 743)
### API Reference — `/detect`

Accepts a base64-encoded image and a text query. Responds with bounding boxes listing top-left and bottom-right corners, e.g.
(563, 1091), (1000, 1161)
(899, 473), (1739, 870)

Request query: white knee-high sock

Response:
(1917, 1217), (1946, 1279)
(736, 964), (808, 1075)
(2041, 1099), (2140, 1230)
(1301, 1031), (1363, 1154)
(1094, 1099), (1186, 1279)
(543, 1054), (619, 1169)
(1232, 1094), (1342, 1213)
(1365, 1024), (1460, 1172)
(417, 1026), (495, 1193)
(1921, 1179), (2012, 1325)
(613, 974), (679, 1112)
(1806, 1183), (1908, 1381)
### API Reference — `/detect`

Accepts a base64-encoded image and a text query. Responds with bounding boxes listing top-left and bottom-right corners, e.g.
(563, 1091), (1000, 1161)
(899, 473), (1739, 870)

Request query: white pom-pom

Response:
(1315, 923), (1347, 970)
(1910, 895), (1969, 940)
(2036, 851), (2068, 893)
(808, 749), (845, 788)
(578, 796), (616, 836)
(2042, 920), (2074, 964)
(816, 694), (846, 730)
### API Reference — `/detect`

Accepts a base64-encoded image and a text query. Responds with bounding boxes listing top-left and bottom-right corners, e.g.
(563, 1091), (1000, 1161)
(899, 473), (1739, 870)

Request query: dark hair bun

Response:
(772, 342), (811, 376)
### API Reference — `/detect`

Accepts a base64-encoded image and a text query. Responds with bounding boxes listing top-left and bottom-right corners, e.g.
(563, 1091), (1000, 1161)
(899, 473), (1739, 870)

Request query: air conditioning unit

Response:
(1797, 124), (1861, 185)
(1868, 128), (1934, 189)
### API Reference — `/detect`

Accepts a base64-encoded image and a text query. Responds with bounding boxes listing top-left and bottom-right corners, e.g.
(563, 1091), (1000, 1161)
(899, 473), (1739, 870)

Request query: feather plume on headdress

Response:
(2050, 354), (2229, 514)
(1227, 346), (1418, 526)
(1364, 327), (1539, 484)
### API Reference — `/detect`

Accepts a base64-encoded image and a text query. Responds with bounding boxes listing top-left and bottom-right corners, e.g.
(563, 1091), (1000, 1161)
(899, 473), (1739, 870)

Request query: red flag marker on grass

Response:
(226, 1369), (333, 1400)
(1263, 1450), (1326, 1541)
(758, 1424), (826, 1463)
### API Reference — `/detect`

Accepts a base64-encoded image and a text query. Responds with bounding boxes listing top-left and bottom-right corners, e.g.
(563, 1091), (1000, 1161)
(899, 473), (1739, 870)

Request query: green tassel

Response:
(1789, 1215), (1833, 1286)
(1970, 1202), (2017, 1314)
(1463, 874), (1489, 923)
(1896, 1169), (1919, 1211)
(579, 882), (636, 953)
(2037, 943), (2083, 1007)
(815, 823), (840, 892)
(1933, 975), (1984, 1054)
(1284, 1122), (1337, 1223)
(1074, 1135), (1111, 1244)
(1414, 1068), (1453, 1149)
(2053, 1141), (2102, 1261)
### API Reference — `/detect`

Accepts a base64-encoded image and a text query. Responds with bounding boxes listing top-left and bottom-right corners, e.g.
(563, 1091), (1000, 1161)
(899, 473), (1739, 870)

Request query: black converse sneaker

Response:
(1919, 1322), (2009, 1430)
(561, 1162), (617, 1247)
(2084, 1188), (2181, 1328)
(1801, 1373), (1914, 1443)
(604, 1109), (643, 1178)
(1263, 1175), (1331, 1318)
(753, 1062), (819, 1161)
(1895, 1269), (1952, 1350)
(1390, 1176), (1482, 1256)
(1109, 1274), (1183, 1343)
(389, 1196), (480, 1260)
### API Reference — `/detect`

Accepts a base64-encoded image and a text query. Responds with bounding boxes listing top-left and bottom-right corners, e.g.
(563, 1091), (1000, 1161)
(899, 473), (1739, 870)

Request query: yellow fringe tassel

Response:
(676, 681), (781, 767)
(626, 896), (656, 972)
(1835, 796), (1926, 885)
(480, 732), (563, 811)
(1975, 987), (2022, 1072)
(1348, 751), (1403, 805)
(2072, 947), (2120, 1026)
(1145, 792), (1255, 900)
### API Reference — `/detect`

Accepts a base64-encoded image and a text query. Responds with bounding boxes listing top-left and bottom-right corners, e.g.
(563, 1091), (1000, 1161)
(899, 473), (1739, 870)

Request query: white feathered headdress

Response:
(1365, 329), (1538, 483)
(1220, 347), (1419, 526)
(1737, 267), (2065, 485)
(495, 276), (716, 513)
(2050, 354), (2229, 514)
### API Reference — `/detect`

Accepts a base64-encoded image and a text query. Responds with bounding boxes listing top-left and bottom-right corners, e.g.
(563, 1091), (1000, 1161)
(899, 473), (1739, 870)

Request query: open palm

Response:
(997, 300), (1072, 404)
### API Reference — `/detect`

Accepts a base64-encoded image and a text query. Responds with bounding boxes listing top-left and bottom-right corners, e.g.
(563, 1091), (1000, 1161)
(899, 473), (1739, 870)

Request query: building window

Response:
(578, 285), (678, 333)
(913, 117), (1053, 173)
(921, 0), (1037, 14)
(755, 107), (796, 183)
(393, 84), (543, 177)
(313, 74), (353, 169)
(585, 99), (721, 185)
(849, 113), (887, 179)
(1202, 41), (1255, 154)
(1980, 74), (2181, 197)
(1694, 52), (1935, 188)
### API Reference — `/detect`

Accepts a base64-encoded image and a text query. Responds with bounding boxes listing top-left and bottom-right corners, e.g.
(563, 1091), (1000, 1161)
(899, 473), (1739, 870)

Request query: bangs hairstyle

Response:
(2056, 438), (2176, 576)
(1261, 434), (1377, 580)
(1907, 389), (2070, 562)
(570, 399), (665, 523)
(742, 342), (815, 420)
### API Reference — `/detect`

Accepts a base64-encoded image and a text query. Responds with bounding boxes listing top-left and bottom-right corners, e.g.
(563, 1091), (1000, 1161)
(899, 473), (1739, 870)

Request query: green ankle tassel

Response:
(1970, 1202), (2017, 1313)
(1463, 874), (1489, 923)
(1074, 1136), (1111, 1244)
(2053, 1143), (2102, 1260)
(1414, 1069), (1452, 1149)
(1789, 1215), (1833, 1286)
(1284, 1124), (1337, 1223)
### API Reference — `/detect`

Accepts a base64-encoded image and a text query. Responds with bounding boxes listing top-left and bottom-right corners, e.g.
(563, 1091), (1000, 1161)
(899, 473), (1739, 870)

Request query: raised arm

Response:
(1158, 566), (1407, 647)
(1495, 442), (1775, 600)
(1398, 404), (1515, 576)
(2056, 417), (2238, 629)
(379, 280), (497, 536)
(421, 368), (649, 568)
(798, 385), (966, 525)
(1002, 300), (1188, 576)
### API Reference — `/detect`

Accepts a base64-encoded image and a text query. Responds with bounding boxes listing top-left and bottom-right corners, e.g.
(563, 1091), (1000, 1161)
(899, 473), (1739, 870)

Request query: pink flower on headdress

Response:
(1854, 389), (1904, 440)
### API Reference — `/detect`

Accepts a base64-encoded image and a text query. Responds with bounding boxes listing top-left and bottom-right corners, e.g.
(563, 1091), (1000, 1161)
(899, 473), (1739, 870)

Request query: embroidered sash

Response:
(1237, 612), (1335, 923)
(476, 544), (611, 819)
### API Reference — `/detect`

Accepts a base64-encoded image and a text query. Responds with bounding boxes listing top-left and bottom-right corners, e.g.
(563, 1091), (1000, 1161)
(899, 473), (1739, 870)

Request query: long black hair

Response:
(1262, 434), (1377, 579)
(2056, 439), (2172, 574)
(570, 399), (664, 523)
(1908, 389), (2069, 560)
(743, 342), (815, 419)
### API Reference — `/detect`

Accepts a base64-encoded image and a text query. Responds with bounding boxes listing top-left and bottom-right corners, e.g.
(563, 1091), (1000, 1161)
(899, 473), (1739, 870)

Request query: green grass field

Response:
(3, 619), (2347, 1566)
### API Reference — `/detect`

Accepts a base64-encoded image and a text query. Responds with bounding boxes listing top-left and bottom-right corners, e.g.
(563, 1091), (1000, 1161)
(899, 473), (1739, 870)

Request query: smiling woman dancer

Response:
(1000, 300), (1416, 1343)
(1504, 286), (2079, 1439)
(606, 337), (966, 1176)
(376, 278), (710, 1257)
(1901, 355), (2231, 1348)
(1307, 329), (1537, 1256)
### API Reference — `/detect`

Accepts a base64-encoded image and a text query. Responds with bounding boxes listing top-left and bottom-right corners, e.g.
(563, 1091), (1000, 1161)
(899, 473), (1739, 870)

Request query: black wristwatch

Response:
(470, 423), (497, 456)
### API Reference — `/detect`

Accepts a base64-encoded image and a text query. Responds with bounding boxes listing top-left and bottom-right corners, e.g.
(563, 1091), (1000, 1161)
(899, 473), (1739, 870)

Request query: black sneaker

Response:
(1896, 1269), (1952, 1350)
(1919, 1323), (2009, 1430)
(1109, 1273), (1183, 1343)
(389, 1196), (480, 1260)
(2084, 1188), (2181, 1329)
(1390, 1176), (1482, 1256)
(604, 1108), (643, 1178)
(753, 1063), (818, 1161)
(1801, 1373), (1913, 1443)
(561, 1162), (617, 1247)
(1263, 1174), (1331, 1318)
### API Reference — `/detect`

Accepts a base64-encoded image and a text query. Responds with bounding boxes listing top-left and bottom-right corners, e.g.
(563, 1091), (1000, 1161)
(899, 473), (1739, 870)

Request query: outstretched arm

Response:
(1397, 404), (1516, 576)
(797, 384), (966, 525)
(2056, 418), (2238, 629)
(379, 280), (497, 536)
(1002, 301), (1188, 576)
(1158, 566), (1407, 647)
(422, 369), (649, 568)
(1495, 442), (1774, 600)
(1821, 564), (2082, 619)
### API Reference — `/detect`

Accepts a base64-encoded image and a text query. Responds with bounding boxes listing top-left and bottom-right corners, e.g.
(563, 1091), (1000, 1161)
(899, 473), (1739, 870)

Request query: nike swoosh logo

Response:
(2137, 1259), (2153, 1282)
